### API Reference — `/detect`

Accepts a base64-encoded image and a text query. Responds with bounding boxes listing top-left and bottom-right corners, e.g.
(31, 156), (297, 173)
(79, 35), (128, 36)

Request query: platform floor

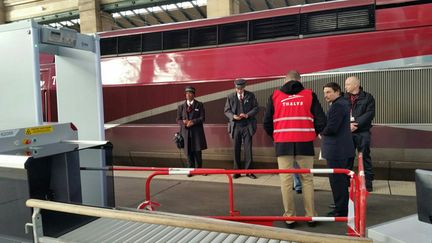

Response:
(113, 170), (417, 236)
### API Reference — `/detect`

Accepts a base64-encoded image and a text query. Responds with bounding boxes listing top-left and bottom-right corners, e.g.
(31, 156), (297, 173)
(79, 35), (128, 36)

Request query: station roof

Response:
(4, 0), (335, 32)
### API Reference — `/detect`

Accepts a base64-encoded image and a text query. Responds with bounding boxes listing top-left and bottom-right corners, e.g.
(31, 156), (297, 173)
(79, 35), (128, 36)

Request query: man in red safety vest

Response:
(263, 70), (326, 228)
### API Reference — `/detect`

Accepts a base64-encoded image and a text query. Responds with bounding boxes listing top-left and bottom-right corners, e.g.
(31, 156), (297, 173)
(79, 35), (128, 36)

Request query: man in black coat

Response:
(345, 76), (376, 192)
(263, 70), (326, 228)
(224, 79), (259, 179)
(321, 82), (355, 217)
(176, 86), (207, 171)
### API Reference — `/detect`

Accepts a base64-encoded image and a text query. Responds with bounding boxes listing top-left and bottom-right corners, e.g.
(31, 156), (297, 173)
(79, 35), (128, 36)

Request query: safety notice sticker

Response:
(25, 125), (54, 135)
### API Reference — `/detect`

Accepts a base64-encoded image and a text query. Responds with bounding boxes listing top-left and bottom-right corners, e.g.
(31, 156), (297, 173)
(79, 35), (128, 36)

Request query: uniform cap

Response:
(185, 86), (196, 94)
(234, 79), (246, 88)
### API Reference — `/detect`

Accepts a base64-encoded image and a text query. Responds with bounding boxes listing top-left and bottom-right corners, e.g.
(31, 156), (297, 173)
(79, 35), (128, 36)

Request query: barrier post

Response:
(357, 152), (368, 237)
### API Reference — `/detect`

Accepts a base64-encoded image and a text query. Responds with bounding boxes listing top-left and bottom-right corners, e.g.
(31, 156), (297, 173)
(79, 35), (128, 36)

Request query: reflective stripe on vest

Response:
(272, 89), (316, 142)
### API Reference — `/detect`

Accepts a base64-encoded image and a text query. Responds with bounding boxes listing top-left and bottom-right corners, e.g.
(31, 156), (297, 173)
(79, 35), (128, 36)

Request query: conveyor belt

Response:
(40, 218), (291, 243)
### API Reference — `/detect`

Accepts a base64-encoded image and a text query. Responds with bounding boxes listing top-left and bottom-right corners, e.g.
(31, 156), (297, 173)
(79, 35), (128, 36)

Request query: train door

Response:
(40, 65), (58, 122)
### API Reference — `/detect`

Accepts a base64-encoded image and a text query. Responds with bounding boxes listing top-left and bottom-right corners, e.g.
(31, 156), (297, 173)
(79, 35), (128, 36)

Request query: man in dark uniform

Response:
(321, 82), (355, 217)
(176, 86), (207, 173)
(224, 79), (259, 179)
(344, 76), (376, 192)
(263, 70), (326, 228)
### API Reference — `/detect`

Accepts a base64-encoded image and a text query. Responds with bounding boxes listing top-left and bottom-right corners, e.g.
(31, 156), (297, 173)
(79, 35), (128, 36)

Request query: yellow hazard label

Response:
(25, 125), (54, 135)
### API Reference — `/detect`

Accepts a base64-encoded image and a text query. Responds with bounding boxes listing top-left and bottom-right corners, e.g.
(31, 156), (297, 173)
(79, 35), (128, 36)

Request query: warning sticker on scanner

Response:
(25, 126), (54, 135)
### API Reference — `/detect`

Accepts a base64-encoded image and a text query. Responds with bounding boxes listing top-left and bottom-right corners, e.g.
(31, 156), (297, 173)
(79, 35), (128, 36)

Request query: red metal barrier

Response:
(113, 162), (368, 236)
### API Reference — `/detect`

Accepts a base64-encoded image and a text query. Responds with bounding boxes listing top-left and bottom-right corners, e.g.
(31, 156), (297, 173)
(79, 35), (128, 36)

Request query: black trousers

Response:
(233, 125), (253, 170)
(327, 159), (349, 216)
(186, 133), (202, 168)
(348, 131), (373, 186)
(187, 150), (202, 168)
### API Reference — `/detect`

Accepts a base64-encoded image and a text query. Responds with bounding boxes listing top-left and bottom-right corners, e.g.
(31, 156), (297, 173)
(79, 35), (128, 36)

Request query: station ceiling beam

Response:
(264, 0), (274, 9)
(100, 0), (187, 13)
(143, 7), (164, 24)
(244, 0), (255, 12)
(175, 3), (192, 20)
(190, 0), (205, 18)
(159, 5), (179, 22)
(33, 12), (77, 25)
(131, 9), (149, 25)
(4, 0), (189, 22)
(118, 11), (138, 27)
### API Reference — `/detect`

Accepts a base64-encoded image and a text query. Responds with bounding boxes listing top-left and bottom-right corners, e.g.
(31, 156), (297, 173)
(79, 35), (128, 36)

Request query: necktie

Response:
(187, 104), (192, 113)
(240, 94), (244, 103)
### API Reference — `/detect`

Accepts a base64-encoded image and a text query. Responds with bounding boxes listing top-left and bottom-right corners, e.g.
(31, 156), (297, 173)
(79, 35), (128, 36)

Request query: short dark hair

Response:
(323, 82), (341, 93)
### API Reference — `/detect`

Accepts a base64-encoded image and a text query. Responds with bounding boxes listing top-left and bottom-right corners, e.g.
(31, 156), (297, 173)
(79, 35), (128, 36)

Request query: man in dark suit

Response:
(224, 79), (259, 179)
(321, 82), (355, 217)
(345, 76), (376, 192)
(176, 86), (207, 173)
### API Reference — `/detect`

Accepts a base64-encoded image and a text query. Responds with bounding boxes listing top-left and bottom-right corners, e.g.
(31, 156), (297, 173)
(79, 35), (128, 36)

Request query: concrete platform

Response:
(113, 171), (418, 236)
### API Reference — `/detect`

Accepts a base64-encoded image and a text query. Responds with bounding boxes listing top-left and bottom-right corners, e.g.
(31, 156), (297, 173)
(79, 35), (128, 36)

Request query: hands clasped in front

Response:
(183, 119), (194, 127)
(233, 113), (249, 120)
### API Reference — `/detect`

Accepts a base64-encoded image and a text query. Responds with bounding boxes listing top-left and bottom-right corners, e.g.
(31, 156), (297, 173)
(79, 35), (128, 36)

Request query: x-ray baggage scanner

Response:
(0, 20), (112, 242)
(0, 123), (114, 242)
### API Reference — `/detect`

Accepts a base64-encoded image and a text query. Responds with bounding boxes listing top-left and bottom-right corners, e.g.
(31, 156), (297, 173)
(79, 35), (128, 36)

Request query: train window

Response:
(305, 12), (338, 33)
(163, 29), (189, 50)
(142, 32), (162, 52)
(250, 15), (300, 41)
(300, 5), (374, 35)
(218, 22), (248, 44)
(100, 37), (117, 56)
(190, 26), (217, 47)
(118, 34), (142, 54)
(338, 9), (373, 29)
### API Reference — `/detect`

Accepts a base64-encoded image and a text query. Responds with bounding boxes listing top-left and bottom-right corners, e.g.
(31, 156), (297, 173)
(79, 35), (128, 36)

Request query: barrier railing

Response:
(112, 154), (368, 237)
(26, 199), (372, 243)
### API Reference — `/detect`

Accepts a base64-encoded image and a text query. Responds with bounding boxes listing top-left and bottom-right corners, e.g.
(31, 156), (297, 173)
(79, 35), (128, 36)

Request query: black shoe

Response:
(366, 181), (373, 192)
(233, 174), (241, 179)
(246, 173), (257, 179)
(327, 211), (346, 217)
(295, 189), (302, 194)
(187, 174), (193, 177)
(328, 203), (336, 209)
(286, 222), (296, 229)
(307, 221), (317, 227)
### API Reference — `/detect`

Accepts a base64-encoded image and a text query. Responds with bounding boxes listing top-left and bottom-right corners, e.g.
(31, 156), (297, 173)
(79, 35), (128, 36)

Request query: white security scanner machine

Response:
(0, 124), (114, 242)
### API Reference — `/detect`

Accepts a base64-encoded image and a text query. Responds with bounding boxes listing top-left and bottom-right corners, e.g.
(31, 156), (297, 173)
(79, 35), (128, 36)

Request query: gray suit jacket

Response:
(224, 90), (259, 138)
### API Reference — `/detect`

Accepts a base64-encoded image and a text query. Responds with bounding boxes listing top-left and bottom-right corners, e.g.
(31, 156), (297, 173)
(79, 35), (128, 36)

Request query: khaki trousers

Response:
(277, 155), (316, 223)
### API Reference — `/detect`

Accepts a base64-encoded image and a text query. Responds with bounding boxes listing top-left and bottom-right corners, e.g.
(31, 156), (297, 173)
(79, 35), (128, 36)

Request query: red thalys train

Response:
(40, 0), (432, 179)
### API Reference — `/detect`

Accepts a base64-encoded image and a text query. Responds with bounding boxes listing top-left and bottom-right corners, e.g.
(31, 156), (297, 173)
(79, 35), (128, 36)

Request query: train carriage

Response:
(41, 0), (432, 179)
